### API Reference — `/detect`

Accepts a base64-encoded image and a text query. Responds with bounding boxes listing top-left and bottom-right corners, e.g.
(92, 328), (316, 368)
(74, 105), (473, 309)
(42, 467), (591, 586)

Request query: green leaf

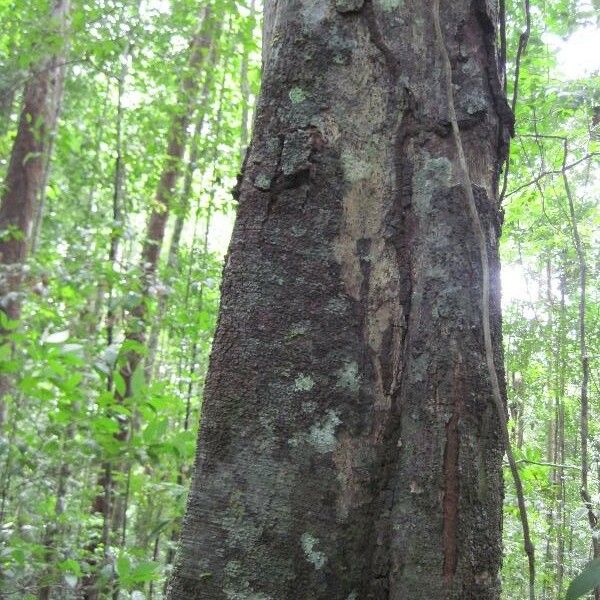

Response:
(120, 339), (147, 356)
(116, 554), (131, 578)
(0, 343), (12, 362)
(117, 555), (158, 589)
(148, 518), (172, 539)
(91, 416), (120, 434)
(566, 559), (600, 600)
(128, 560), (159, 583)
(58, 558), (81, 576)
(130, 366), (145, 398)
(0, 311), (19, 331)
(143, 417), (168, 445)
(113, 371), (126, 397)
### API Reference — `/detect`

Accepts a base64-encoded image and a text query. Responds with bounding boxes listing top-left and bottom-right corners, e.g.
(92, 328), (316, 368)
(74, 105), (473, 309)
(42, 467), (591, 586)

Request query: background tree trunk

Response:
(169, 0), (511, 598)
(116, 4), (214, 402)
(0, 0), (70, 304)
(0, 0), (70, 429)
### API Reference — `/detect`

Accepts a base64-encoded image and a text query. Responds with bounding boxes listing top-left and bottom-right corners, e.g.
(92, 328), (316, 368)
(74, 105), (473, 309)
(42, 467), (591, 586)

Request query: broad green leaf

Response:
(566, 559), (600, 600)
(92, 416), (120, 434)
(58, 558), (81, 575)
(143, 417), (168, 444)
(116, 554), (131, 578)
(0, 311), (19, 331)
(0, 343), (12, 362)
(128, 561), (159, 583)
(130, 365), (145, 398)
(114, 371), (126, 397)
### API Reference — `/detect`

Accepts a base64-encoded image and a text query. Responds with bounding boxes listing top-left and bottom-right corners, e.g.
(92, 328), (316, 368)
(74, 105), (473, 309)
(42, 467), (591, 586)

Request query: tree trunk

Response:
(169, 1), (511, 598)
(116, 4), (214, 401)
(0, 75), (19, 138)
(0, 0), (70, 303)
(82, 43), (132, 599)
(0, 0), (70, 428)
(238, 0), (255, 162)
(564, 141), (599, 598)
(144, 35), (220, 380)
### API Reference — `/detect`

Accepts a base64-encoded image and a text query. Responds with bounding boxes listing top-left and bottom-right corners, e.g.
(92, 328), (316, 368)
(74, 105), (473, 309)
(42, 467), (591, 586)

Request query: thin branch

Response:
(505, 152), (600, 197)
(511, 459), (581, 471)
(515, 134), (561, 233)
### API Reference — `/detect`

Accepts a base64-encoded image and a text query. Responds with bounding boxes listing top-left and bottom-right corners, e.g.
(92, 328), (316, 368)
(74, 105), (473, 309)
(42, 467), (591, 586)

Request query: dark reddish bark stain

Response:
(442, 360), (464, 586)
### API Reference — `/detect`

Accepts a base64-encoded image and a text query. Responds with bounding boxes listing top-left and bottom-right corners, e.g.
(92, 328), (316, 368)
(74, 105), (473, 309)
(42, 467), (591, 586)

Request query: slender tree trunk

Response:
(555, 269), (567, 598)
(82, 40), (131, 600)
(117, 5), (214, 401)
(544, 260), (556, 600)
(0, 0), (70, 429)
(238, 0), (255, 161)
(85, 9), (215, 596)
(30, 68), (68, 255)
(0, 0), (70, 300)
(168, 1), (513, 598)
(37, 425), (73, 600)
(87, 79), (112, 215)
(144, 34), (220, 379)
(0, 75), (19, 138)
(563, 143), (599, 598)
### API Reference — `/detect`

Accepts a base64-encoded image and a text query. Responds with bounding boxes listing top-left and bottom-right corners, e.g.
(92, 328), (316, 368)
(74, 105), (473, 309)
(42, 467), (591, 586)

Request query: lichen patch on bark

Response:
(308, 411), (341, 453)
(301, 533), (327, 569)
(294, 374), (315, 391)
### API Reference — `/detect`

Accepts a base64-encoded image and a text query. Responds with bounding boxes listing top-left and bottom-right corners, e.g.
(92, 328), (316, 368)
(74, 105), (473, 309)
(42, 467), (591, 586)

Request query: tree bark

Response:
(169, 1), (511, 598)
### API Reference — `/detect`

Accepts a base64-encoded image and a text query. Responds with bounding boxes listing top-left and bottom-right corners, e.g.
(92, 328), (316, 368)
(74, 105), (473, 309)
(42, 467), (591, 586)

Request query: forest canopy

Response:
(0, 0), (598, 598)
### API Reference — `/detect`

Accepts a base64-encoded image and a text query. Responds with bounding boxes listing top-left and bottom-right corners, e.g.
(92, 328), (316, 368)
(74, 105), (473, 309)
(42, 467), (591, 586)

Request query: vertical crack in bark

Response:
(471, 0), (514, 195)
(362, 0), (399, 79)
(355, 5), (417, 594)
(260, 133), (285, 227)
(442, 356), (464, 586)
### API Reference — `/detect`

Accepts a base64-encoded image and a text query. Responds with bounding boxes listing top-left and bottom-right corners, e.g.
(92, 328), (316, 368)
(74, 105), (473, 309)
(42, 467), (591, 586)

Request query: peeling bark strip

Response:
(169, 1), (509, 599)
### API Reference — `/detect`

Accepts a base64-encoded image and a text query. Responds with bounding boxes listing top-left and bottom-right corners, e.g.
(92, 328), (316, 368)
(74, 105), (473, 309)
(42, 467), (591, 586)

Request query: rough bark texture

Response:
(169, 1), (510, 598)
